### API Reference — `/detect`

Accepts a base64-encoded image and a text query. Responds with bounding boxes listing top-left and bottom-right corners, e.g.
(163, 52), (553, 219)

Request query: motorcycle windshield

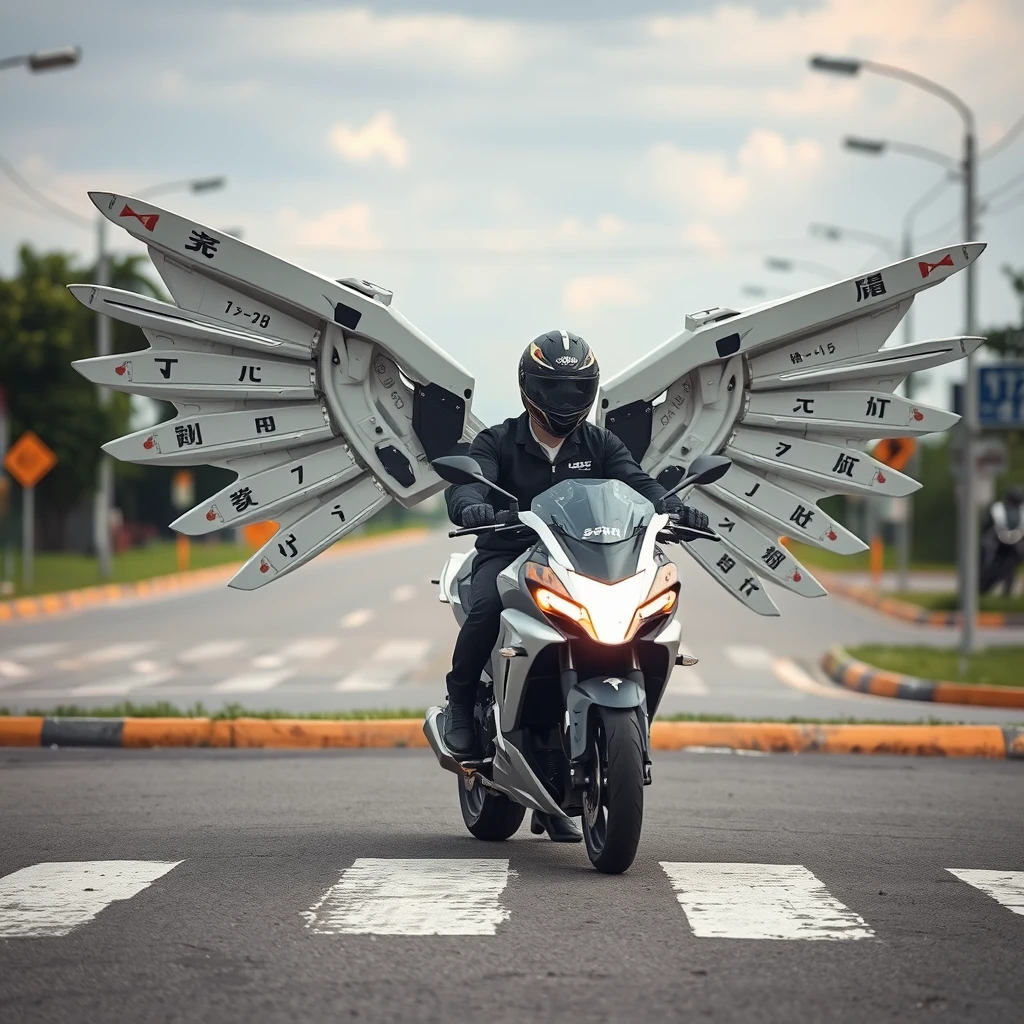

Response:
(531, 478), (655, 582)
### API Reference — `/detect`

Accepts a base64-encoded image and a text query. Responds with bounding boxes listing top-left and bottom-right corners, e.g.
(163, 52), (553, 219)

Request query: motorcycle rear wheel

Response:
(582, 707), (644, 874)
(458, 775), (526, 841)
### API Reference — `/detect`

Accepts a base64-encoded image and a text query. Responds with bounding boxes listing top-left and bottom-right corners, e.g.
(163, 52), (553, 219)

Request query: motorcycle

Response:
(423, 453), (731, 874)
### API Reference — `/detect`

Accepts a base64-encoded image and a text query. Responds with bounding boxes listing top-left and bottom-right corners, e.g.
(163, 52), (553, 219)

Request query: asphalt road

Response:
(1, 748), (1022, 1023)
(0, 530), (1021, 722)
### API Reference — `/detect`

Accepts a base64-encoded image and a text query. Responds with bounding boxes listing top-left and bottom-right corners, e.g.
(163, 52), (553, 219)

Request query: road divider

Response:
(0, 528), (428, 625)
(2, 715), (1021, 758)
(822, 646), (1024, 709)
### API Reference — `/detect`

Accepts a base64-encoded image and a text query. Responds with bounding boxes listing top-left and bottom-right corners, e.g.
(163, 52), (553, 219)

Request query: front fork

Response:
(559, 643), (653, 790)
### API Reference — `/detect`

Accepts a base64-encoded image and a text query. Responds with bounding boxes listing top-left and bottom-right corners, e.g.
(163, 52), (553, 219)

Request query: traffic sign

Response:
(871, 437), (917, 472)
(978, 364), (1024, 427)
(3, 431), (57, 489)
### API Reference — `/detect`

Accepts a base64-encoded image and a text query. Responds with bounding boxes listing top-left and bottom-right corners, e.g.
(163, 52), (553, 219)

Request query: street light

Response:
(93, 176), (227, 578)
(764, 256), (843, 281)
(0, 46), (81, 73)
(809, 222), (898, 256)
(811, 52), (980, 655)
(843, 135), (959, 171)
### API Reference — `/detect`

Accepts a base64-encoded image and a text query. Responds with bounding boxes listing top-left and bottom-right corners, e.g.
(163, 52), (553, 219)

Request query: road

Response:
(1, 747), (1021, 1023)
(0, 531), (1021, 722)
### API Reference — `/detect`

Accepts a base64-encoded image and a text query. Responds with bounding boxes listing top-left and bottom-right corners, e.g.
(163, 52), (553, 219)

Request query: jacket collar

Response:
(514, 412), (581, 463)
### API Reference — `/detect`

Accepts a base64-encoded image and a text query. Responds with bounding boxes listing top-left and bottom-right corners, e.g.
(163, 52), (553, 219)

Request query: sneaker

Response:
(443, 699), (475, 756)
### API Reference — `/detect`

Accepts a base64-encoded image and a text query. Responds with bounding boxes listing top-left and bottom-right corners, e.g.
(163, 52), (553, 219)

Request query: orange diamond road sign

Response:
(3, 430), (58, 489)
(872, 437), (916, 473)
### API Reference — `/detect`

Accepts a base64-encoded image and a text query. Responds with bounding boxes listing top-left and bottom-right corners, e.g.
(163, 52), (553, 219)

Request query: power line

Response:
(0, 153), (90, 228)
(979, 111), (1024, 161)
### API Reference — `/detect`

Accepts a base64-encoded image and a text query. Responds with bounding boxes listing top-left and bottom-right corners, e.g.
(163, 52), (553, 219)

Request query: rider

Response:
(980, 484), (1024, 595)
(442, 330), (709, 840)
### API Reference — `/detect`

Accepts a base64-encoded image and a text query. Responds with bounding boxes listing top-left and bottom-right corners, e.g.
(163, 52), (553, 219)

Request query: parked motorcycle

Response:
(423, 453), (730, 874)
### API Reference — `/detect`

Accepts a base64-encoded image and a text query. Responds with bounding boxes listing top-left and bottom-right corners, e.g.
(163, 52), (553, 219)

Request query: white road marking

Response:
(340, 608), (374, 629)
(334, 676), (396, 692)
(682, 746), (769, 757)
(333, 638), (431, 691)
(665, 671), (708, 695)
(660, 863), (875, 940)
(947, 869), (1024, 917)
(374, 639), (431, 661)
(6, 642), (67, 661)
(70, 671), (177, 697)
(213, 670), (293, 693)
(251, 654), (285, 669)
(724, 645), (775, 670)
(131, 659), (162, 674)
(178, 640), (245, 664)
(0, 860), (181, 938)
(0, 659), (30, 678)
(772, 657), (847, 700)
(391, 584), (416, 602)
(278, 637), (339, 660)
(303, 858), (511, 935)
(82, 642), (157, 664)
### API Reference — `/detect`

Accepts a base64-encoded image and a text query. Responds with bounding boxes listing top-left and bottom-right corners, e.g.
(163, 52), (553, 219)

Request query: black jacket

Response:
(446, 413), (682, 554)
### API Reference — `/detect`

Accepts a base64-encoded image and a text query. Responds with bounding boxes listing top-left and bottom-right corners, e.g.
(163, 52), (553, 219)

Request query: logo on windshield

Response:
(583, 526), (622, 538)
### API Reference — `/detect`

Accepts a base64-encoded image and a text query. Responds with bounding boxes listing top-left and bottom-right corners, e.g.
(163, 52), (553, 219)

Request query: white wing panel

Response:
(682, 539), (780, 616)
(171, 443), (362, 535)
(229, 474), (389, 591)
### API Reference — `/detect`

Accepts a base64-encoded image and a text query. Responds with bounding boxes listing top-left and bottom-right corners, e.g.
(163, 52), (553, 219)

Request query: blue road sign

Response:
(977, 364), (1024, 428)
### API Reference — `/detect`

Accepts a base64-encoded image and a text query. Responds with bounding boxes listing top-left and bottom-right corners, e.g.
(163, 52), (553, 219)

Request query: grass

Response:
(890, 591), (1024, 614)
(0, 701), (1018, 727)
(847, 644), (1024, 688)
(784, 540), (951, 574)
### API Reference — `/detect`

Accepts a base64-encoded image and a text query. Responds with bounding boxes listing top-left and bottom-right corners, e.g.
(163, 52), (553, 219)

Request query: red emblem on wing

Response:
(877, 472), (886, 484)
(206, 509), (218, 522)
(259, 557), (271, 574)
(912, 408), (924, 421)
(918, 253), (953, 278)
(143, 435), (157, 450)
(119, 204), (160, 232)
(791, 571), (802, 582)
(826, 529), (837, 541)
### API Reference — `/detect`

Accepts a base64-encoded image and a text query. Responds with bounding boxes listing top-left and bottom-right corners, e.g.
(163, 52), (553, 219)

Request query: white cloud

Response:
(330, 113), (408, 168)
(277, 204), (380, 250)
(681, 222), (726, 257)
(563, 275), (646, 313)
(645, 144), (750, 214)
(738, 130), (823, 173)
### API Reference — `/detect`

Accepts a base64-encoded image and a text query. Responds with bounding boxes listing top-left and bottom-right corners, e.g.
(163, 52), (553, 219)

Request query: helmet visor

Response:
(522, 372), (598, 417)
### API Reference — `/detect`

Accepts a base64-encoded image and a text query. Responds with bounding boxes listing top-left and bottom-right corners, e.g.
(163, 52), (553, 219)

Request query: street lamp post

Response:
(93, 177), (226, 578)
(811, 54), (980, 657)
(0, 46), (81, 73)
(764, 256), (843, 281)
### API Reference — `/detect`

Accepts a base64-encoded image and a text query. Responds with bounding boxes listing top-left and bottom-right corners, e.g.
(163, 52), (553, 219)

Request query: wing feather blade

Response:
(682, 540), (780, 616)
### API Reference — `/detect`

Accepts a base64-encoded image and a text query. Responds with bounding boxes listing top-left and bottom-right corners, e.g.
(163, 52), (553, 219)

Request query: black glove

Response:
(656, 496), (684, 515)
(672, 506), (710, 532)
(461, 503), (496, 529)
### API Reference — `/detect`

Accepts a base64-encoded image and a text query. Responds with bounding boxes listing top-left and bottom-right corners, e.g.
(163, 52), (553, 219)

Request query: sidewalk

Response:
(831, 570), (956, 594)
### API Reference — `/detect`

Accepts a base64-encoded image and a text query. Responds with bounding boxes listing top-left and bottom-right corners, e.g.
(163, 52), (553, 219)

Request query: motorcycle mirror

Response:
(665, 454), (732, 496)
(431, 456), (520, 509)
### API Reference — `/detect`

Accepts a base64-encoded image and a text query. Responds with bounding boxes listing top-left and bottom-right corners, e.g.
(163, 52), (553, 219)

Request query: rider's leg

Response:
(443, 552), (507, 753)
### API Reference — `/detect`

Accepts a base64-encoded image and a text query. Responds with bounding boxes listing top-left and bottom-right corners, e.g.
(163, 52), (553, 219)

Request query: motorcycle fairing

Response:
(565, 675), (647, 762)
(71, 191), (482, 590)
(597, 243), (986, 614)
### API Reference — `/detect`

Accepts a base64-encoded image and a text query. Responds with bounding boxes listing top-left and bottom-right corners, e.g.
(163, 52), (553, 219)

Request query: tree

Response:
(982, 265), (1024, 356)
(0, 245), (158, 548)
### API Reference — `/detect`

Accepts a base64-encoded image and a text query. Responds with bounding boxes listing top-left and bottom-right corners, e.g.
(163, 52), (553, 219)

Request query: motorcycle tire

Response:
(458, 775), (526, 841)
(582, 707), (644, 874)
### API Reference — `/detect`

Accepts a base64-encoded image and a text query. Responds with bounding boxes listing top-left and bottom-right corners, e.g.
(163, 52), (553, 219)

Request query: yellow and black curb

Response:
(822, 646), (1024, 710)
(820, 573), (1024, 629)
(0, 528), (429, 625)
(1, 715), (1021, 759)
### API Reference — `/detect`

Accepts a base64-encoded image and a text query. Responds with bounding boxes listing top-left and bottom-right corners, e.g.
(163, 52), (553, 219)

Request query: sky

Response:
(3, 0), (1023, 423)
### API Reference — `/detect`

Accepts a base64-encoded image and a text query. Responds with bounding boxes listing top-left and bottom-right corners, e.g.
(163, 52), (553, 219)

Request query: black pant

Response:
(446, 550), (514, 704)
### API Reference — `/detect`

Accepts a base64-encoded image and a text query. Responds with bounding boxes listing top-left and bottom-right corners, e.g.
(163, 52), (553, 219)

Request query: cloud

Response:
(563, 275), (646, 313)
(681, 222), (726, 257)
(277, 204), (380, 250)
(645, 144), (750, 214)
(330, 113), (408, 168)
(738, 130), (823, 173)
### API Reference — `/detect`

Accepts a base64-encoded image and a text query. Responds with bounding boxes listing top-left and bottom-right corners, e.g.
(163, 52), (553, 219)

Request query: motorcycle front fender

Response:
(566, 674), (648, 762)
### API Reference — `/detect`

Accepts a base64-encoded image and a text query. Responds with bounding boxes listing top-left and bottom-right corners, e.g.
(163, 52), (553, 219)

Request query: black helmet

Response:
(1007, 485), (1024, 506)
(518, 330), (599, 437)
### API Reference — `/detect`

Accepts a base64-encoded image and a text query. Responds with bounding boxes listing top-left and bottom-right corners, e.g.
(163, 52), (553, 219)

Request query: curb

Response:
(2, 716), (1021, 759)
(0, 528), (428, 625)
(822, 646), (1024, 710)
(819, 572), (1024, 629)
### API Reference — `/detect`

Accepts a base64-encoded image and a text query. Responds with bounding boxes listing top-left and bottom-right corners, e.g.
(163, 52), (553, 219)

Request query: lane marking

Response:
(6, 642), (67, 660)
(665, 671), (708, 695)
(251, 654), (285, 669)
(947, 869), (1024, 917)
(334, 676), (396, 692)
(179, 640), (246, 664)
(278, 637), (340, 660)
(771, 657), (845, 699)
(333, 638), (431, 691)
(660, 863), (875, 940)
(213, 670), (294, 693)
(0, 659), (30, 678)
(374, 639), (431, 661)
(81, 642), (157, 664)
(70, 671), (177, 697)
(304, 858), (511, 935)
(392, 584), (416, 602)
(0, 860), (181, 938)
(724, 645), (775, 670)
(683, 746), (769, 757)
(340, 608), (374, 629)
(131, 659), (162, 674)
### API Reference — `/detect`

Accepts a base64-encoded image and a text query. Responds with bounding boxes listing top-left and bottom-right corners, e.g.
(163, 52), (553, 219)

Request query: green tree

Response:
(0, 245), (158, 548)
(982, 265), (1024, 356)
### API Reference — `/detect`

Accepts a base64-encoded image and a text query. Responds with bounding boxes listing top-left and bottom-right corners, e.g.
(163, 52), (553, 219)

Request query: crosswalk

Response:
(1, 859), (1020, 940)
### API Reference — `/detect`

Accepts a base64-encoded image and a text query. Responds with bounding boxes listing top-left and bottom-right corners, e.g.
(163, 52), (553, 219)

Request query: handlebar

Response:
(657, 525), (720, 544)
(448, 510), (523, 538)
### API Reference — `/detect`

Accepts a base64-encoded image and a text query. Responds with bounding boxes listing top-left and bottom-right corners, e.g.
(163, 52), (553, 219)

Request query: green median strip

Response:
(1, 701), (1018, 727)
(889, 592), (1024, 614)
(846, 644), (1024, 688)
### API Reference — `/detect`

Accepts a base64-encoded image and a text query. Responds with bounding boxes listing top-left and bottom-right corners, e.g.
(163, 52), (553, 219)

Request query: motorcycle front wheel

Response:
(582, 707), (644, 874)
(458, 775), (526, 841)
